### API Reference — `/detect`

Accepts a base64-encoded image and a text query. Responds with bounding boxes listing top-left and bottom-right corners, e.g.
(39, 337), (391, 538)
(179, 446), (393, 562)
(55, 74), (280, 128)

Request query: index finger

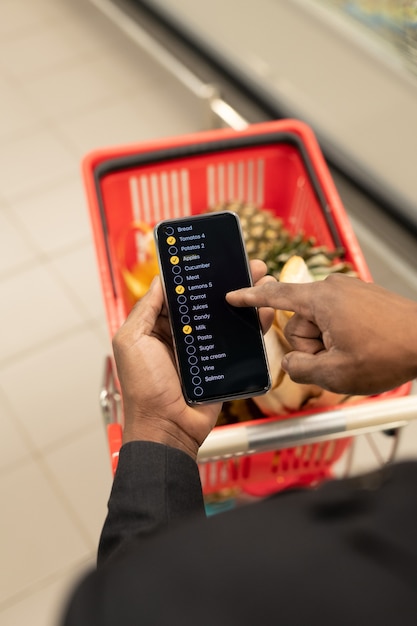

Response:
(226, 280), (315, 318)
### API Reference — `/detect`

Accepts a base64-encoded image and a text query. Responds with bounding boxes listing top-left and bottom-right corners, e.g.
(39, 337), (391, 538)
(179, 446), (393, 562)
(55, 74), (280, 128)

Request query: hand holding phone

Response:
(154, 211), (271, 405)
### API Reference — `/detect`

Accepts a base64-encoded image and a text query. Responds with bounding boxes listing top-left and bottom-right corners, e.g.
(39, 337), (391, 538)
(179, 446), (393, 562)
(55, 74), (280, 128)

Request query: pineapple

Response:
(210, 201), (284, 258)
(211, 201), (356, 280)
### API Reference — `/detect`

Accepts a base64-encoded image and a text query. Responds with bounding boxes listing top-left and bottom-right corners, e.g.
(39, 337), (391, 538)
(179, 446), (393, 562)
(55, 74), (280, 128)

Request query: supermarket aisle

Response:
(0, 0), (203, 624)
(1, 1), (417, 625)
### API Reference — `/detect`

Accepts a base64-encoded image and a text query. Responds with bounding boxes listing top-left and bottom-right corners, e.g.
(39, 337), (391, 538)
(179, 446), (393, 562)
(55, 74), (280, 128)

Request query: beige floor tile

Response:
(0, 393), (32, 471)
(0, 76), (44, 140)
(0, 16), (103, 81)
(0, 459), (90, 604)
(347, 432), (403, 477)
(55, 82), (204, 159)
(333, 418), (417, 479)
(0, 327), (107, 452)
(11, 177), (91, 255)
(44, 424), (113, 545)
(49, 242), (108, 323)
(0, 558), (94, 626)
(0, 210), (37, 278)
(0, 263), (84, 363)
(20, 52), (153, 120)
(0, 127), (78, 202)
(0, 0), (64, 41)
(93, 318), (113, 348)
(396, 418), (417, 462)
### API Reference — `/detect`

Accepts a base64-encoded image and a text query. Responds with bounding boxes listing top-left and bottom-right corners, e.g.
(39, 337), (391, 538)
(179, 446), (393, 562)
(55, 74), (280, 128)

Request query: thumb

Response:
(281, 351), (318, 384)
(282, 350), (346, 392)
(118, 276), (163, 337)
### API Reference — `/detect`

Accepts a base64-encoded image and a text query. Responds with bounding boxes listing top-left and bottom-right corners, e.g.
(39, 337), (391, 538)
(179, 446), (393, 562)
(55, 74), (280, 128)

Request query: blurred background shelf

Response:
(100, 0), (417, 235)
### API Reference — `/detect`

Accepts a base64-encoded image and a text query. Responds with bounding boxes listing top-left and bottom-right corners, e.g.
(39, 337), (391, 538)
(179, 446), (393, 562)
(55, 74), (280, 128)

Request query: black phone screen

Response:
(154, 211), (271, 404)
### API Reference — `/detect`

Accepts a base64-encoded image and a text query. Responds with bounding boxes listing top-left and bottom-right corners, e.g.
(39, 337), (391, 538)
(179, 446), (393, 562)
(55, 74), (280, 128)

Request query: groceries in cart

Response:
(119, 200), (361, 426)
(119, 221), (159, 302)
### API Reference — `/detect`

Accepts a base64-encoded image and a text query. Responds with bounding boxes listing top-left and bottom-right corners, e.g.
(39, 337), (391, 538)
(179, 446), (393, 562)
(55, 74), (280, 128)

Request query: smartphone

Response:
(154, 211), (271, 405)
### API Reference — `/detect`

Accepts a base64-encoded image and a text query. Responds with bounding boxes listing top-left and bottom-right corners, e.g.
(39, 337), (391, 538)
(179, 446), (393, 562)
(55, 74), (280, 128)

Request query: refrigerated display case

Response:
(101, 0), (417, 233)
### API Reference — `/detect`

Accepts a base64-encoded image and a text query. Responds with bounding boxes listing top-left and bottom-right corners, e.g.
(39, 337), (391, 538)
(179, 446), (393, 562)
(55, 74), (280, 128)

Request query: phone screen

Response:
(154, 211), (271, 404)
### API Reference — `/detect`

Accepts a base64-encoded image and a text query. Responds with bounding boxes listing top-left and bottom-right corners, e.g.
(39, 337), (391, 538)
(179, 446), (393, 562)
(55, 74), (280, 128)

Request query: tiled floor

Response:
(0, 1), (203, 623)
(0, 1), (416, 625)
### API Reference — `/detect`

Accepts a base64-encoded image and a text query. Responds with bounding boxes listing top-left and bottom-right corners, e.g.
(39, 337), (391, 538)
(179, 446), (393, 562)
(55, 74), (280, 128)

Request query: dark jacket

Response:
(62, 441), (417, 625)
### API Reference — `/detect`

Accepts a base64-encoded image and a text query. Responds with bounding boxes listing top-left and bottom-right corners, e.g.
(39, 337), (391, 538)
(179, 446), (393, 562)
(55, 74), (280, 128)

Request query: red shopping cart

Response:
(83, 119), (412, 498)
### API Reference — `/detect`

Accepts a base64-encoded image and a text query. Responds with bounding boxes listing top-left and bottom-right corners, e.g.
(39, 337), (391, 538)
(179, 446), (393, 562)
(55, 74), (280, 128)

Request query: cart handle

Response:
(197, 396), (417, 462)
(99, 355), (416, 463)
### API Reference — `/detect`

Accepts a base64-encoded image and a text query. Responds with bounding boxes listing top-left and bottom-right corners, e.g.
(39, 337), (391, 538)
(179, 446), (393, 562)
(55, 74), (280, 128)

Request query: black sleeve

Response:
(97, 440), (205, 566)
(62, 460), (417, 626)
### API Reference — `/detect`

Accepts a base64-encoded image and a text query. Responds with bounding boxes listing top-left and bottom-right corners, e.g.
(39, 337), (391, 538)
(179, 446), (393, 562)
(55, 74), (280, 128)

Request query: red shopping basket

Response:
(83, 119), (411, 496)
